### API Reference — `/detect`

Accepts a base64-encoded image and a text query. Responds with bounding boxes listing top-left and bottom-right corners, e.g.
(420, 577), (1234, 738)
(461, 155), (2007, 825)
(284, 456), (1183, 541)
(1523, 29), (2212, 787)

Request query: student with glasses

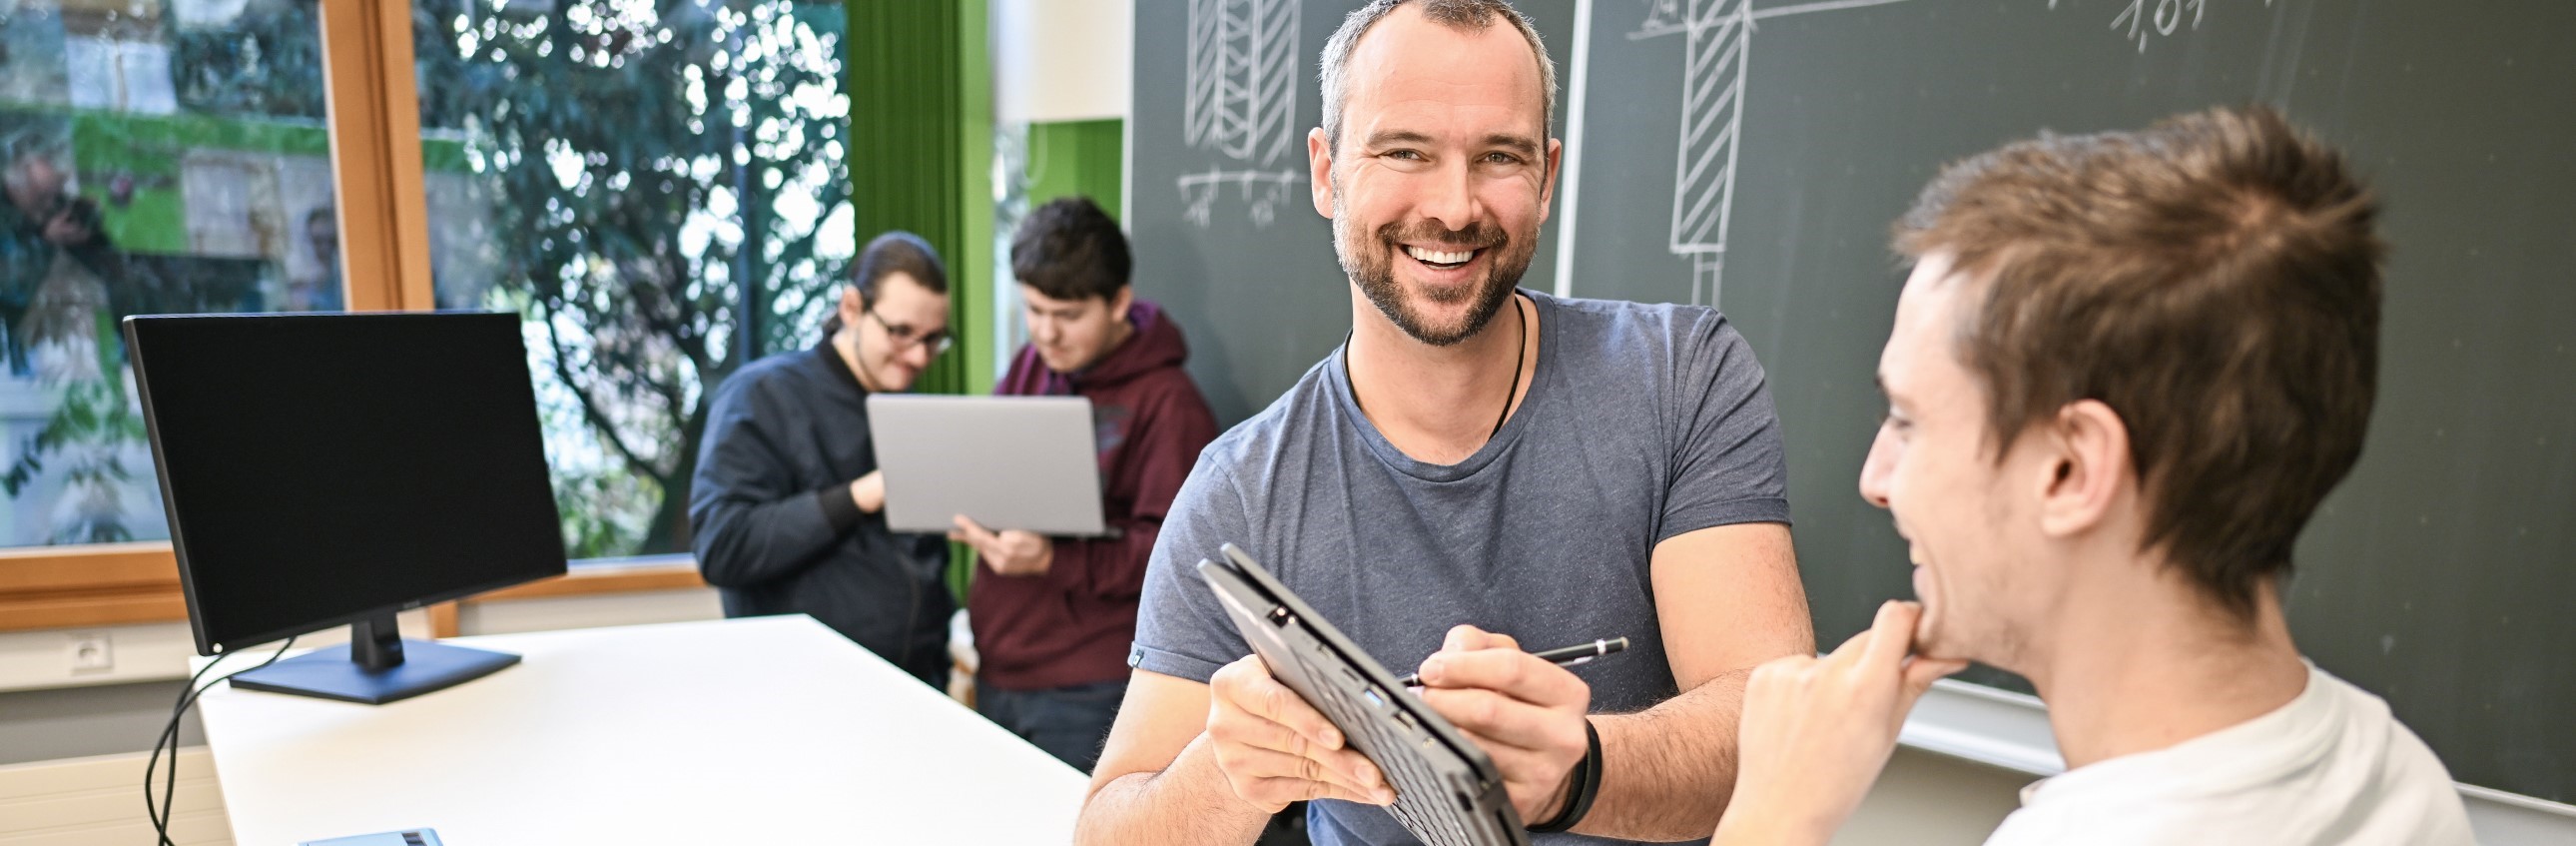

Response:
(689, 231), (963, 687)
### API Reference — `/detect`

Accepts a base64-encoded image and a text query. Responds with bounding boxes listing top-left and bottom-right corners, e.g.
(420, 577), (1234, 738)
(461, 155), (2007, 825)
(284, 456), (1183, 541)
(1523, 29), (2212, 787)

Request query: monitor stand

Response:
(228, 612), (519, 705)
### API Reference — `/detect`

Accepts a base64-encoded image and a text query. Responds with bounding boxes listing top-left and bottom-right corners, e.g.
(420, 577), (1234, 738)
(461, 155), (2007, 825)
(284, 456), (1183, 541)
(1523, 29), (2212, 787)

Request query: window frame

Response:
(0, 1), (703, 637)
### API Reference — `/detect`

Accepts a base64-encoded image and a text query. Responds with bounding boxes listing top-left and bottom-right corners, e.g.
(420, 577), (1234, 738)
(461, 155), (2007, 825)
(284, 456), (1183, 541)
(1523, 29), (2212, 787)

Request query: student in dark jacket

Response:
(690, 232), (959, 687)
(949, 197), (1218, 772)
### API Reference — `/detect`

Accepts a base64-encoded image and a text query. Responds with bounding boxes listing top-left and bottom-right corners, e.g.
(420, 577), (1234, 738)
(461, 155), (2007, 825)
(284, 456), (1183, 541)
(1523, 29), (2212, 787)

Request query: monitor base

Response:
(229, 640), (519, 705)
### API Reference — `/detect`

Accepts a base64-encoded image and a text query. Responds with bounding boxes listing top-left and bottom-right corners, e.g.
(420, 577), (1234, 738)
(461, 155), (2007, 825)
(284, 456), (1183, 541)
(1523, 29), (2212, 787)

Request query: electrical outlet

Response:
(67, 632), (114, 674)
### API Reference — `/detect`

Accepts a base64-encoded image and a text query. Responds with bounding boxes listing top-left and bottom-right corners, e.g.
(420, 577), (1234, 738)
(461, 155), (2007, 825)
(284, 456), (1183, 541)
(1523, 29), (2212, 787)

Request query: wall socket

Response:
(66, 632), (114, 674)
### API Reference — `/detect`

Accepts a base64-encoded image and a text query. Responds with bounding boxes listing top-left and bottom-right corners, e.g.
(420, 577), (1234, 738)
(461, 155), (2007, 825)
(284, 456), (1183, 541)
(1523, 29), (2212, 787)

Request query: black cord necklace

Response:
(1345, 293), (1528, 440)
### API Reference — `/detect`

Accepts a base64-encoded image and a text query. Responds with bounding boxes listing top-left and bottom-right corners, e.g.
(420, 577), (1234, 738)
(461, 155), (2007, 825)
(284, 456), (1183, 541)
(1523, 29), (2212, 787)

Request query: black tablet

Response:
(1197, 543), (1529, 846)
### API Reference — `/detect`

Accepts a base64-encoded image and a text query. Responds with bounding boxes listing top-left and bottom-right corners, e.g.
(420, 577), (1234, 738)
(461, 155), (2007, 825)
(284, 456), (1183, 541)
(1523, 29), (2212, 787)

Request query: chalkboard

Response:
(1129, 0), (2576, 803)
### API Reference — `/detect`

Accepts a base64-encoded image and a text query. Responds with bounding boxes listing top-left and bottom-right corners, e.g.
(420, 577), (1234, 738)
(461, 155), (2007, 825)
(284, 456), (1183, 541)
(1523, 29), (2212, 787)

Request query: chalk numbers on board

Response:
(2099, 0), (2273, 53)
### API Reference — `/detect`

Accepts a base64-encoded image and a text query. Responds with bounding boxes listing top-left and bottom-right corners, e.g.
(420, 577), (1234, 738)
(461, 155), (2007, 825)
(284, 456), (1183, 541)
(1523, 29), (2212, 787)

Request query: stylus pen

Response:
(1395, 636), (1629, 687)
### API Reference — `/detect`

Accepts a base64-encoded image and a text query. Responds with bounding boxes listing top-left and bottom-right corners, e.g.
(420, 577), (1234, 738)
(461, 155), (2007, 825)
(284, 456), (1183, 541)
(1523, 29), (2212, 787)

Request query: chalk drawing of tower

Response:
(1630, 0), (1943, 307)
(1178, 0), (1305, 227)
(1627, 0), (2261, 305)
(1631, 0), (1758, 307)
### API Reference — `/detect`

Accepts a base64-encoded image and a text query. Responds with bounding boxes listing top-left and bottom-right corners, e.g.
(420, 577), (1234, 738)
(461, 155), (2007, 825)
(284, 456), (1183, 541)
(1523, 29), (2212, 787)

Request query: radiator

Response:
(0, 747), (233, 846)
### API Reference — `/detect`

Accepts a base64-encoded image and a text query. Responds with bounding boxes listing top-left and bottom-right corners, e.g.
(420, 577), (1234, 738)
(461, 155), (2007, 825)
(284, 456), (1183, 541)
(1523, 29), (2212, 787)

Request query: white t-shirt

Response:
(1986, 665), (2475, 845)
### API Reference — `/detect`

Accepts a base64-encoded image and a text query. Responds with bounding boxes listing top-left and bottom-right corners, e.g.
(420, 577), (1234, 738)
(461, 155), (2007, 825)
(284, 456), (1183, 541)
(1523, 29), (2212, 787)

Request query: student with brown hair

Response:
(1713, 106), (2474, 845)
(951, 196), (1217, 773)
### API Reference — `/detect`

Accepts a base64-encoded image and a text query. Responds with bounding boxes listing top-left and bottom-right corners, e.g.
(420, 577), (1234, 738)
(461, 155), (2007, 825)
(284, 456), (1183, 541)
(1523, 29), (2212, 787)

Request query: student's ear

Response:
(1108, 285), (1133, 321)
(838, 285), (866, 328)
(2038, 400), (2132, 538)
(1309, 126), (1336, 219)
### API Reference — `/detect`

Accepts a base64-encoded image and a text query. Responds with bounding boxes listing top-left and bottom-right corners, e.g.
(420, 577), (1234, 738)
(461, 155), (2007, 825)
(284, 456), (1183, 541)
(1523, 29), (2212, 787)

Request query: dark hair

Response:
(825, 231), (949, 336)
(1892, 105), (2384, 616)
(1010, 196), (1131, 302)
(856, 230), (948, 302)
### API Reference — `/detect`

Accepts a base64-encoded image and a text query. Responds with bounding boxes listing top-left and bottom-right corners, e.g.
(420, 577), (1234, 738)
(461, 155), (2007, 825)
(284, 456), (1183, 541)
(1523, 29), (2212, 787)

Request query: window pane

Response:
(1, 0), (340, 548)
(413, 0), (854, 560)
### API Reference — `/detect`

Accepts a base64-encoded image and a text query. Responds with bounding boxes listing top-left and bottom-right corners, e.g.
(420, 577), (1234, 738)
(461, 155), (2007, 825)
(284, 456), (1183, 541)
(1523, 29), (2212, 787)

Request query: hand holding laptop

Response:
(950, 515), (1052, 577)
(848, 470), (886, 514)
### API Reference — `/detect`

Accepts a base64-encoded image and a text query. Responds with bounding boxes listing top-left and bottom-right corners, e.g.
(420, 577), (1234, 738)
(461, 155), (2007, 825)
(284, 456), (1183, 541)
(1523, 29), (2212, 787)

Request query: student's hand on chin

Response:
(1714, 600), (1968, 845)
(1413, 625), (1592, 824)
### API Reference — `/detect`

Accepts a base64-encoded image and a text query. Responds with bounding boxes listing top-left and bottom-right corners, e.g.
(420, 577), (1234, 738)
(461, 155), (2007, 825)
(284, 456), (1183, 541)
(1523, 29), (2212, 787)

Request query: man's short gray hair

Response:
(1318, 0), (1557, 152)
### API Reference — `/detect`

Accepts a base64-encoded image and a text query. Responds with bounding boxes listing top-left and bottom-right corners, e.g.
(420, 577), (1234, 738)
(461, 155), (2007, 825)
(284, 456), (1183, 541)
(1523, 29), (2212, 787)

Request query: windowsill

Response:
(476, 555), (708, 601)
(0, 543), (186, 634)
(0, 545), (705, 634)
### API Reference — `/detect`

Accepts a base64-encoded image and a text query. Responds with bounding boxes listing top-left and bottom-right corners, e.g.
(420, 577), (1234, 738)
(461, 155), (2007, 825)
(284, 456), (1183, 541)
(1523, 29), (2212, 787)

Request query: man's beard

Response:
(1334, 190), (1537, 348)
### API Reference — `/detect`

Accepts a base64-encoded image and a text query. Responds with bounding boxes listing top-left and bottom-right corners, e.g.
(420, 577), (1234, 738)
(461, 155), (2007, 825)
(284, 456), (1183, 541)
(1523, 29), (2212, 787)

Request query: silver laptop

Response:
(866, 395), (1107, 536)
(1197, 544), (1528, 846)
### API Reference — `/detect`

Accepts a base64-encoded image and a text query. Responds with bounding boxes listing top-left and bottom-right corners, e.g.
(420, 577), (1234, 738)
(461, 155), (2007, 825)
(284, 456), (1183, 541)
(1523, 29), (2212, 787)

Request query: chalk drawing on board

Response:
(1629, 0), (1921, 307)
(1628, 0), (2271, 305)
(1179, 0), (1304, 228)
(2054, 0), (2275, 53)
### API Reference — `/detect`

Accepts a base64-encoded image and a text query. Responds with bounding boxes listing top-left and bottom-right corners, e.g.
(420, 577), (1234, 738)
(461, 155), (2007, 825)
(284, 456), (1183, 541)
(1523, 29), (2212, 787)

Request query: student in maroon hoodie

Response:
(949, 196), (1218, 773)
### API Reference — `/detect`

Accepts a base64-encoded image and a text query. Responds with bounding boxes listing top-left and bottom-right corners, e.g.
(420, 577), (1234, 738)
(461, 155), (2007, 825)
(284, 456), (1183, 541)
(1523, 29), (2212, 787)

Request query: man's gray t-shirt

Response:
(1130, 291), (1789, 846)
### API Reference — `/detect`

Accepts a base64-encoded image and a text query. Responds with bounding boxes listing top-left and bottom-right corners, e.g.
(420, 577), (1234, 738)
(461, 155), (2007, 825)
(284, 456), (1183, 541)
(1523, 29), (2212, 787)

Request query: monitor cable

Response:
(146, 635), (295, 846)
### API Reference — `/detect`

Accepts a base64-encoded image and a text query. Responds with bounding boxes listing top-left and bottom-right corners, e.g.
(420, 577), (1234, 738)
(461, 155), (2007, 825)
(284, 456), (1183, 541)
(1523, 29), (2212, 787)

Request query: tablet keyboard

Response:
(1199, 546), (1528, 846)
(1286, 626), (1507, 846)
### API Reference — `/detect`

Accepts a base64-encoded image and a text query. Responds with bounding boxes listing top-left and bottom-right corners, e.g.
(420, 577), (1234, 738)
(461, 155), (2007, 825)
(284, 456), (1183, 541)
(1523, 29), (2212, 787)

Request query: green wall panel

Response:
(845, 0), (995, 603)
(844, 0), (993, 399)
(1025, 118), (1122, 222)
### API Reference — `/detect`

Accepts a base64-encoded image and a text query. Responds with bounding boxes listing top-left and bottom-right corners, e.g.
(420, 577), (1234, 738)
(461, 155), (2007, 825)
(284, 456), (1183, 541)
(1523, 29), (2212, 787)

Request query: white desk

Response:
(197, 615), (1087, 845)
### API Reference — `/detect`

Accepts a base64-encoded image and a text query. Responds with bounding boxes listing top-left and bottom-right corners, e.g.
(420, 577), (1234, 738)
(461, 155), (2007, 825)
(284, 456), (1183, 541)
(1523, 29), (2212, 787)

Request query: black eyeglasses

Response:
(865, 308), (954, 357)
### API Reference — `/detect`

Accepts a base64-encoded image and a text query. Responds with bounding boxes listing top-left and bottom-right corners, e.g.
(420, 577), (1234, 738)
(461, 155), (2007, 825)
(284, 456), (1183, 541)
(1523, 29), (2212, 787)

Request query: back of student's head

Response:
(1892, 104), (2383, 616)
(1010, 197), (1131, 303)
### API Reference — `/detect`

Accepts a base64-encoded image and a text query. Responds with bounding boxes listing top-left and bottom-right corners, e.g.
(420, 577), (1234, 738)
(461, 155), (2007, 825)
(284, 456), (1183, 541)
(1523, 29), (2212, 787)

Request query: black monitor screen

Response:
(128, 313), (566, 654)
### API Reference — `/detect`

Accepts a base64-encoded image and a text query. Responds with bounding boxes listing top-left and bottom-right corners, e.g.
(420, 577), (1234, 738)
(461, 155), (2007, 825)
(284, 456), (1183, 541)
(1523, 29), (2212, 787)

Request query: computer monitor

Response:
(125, 312), (567, 704)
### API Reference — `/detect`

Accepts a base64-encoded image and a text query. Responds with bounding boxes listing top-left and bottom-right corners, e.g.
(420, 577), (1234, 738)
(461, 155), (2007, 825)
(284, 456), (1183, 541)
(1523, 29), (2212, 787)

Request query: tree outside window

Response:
(413, 0), (855, 559)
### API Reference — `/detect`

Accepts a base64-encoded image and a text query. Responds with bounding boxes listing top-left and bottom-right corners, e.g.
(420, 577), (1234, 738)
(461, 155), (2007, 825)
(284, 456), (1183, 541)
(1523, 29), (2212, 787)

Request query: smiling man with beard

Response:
(1073, 2), (1814, 844)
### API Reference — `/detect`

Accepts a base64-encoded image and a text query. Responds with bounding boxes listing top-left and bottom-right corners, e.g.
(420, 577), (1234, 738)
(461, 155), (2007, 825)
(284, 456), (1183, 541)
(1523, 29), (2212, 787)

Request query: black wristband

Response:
(1527, 717), (1604, 833)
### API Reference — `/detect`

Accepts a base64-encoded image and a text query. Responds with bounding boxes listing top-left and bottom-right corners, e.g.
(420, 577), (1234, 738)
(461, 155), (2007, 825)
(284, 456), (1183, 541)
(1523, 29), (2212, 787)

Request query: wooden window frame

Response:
(0, 1), (703, 637)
